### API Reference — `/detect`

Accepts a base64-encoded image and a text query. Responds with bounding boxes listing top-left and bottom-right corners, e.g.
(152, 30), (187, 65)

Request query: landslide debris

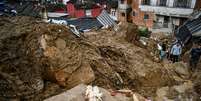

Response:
(0, 17), (200, 101)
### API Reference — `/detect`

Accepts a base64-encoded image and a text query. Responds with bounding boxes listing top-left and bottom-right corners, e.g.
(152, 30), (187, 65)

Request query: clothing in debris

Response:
(190, 47), (201, 70)
(171, 43), (182, 63)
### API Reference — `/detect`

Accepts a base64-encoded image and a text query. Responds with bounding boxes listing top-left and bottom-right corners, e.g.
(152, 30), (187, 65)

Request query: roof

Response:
(97, 10), (118, 31)
(185, 10), (201, 36)
(48, 12), (69, 18)
(67, 17), (103, 32)
(176, 10), (201, 44)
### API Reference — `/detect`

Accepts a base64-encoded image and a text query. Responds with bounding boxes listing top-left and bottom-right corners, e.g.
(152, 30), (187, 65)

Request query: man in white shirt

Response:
(171, 43), (182, 63)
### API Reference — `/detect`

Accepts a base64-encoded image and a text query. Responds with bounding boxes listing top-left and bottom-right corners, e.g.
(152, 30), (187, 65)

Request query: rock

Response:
(44, 84), (131, 101)
(173, 81), (193, 94)
(44, 84), (86, 101)
(66, 63), (95, 89)
(44, 63), (95, 87)
(132, 93), (147, 101)
(173, 62), (189, 77)
(155, 87), (169, 101)
(55, 38), (66, 50)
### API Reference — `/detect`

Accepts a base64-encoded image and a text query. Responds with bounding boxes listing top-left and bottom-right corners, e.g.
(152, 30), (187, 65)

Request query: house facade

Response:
(194, 0), (201, 10)
(118, 0), (132, 22)
(141, 0), (197, 32)
(66, 2), (102, 18)
(118, 0), (198, 33)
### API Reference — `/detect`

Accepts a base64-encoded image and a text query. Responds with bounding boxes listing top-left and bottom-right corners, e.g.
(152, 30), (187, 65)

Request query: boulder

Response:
(66, 63), (95, 89)
(155, 87), (170, 101)
(44, 84), (86, 101)
(44, 63), (95, 87)
(173, 81), (193, 94)
(44, 84), (131, 101)
(173, 62), (189, 77)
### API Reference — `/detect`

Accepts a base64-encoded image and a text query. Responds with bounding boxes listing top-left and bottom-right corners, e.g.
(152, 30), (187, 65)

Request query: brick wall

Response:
(67, 3), (75, 17)
(118, 11), (126, 22)
(91, 8), (102, 17)
(131, 0), (154, 29)
(195, 0), (201, 10)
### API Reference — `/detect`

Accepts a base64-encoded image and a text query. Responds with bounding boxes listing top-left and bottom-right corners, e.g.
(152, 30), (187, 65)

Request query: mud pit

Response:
(0, 17), (200, 100)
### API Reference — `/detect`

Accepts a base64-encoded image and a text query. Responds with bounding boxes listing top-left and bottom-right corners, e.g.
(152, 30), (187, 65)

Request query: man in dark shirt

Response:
(190, 44), (201, 71)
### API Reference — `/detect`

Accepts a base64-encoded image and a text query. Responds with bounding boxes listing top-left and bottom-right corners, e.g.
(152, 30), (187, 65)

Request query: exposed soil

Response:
(0, 16), (200, 101)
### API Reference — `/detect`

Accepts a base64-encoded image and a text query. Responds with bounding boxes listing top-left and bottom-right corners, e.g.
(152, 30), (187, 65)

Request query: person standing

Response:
(170, 43), (182, 63)
(159, 42), (167, 61)
(169, 39), (178, 61)
(189, 44), (201, 71)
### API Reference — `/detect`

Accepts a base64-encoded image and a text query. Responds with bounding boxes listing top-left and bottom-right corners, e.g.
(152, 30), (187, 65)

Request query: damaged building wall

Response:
(132, 0), (197, 33)
(118, 0), (132, 22)
(132, 0), (154, 29)
(195, 0), (201, 10)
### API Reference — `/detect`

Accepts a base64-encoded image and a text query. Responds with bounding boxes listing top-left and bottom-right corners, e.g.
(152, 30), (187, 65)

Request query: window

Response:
(112, 11), (116, 16)
(121, 13), (125, 17)
(141, 0), (150, 5)
(157, 0), (167, 6)
(144, 14), (149, 20)
(86, 10), (92, 17)
(173, 0), (191, 8)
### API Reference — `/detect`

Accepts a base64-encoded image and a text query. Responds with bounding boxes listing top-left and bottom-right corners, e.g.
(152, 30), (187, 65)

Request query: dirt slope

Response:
(0, 17), (200, 100)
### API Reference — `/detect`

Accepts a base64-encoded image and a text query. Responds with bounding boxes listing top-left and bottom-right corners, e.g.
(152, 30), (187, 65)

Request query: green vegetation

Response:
(138, 27), (149, 37)
(55, 3), (65, 9)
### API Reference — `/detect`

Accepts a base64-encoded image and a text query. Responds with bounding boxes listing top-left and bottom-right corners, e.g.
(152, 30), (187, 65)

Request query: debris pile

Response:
(0, 16), (200, 100)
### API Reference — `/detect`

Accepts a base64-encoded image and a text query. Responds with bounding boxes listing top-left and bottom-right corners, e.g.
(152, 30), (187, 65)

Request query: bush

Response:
(55, 3), (65, 9)
(138, 27), (149, 37)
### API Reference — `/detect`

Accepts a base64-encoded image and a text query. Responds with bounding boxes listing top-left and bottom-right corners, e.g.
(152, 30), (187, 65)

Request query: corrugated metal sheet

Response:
(67, 18), (103, 32)
(176, 11), (201, 44)
(97, 10), (118, 31)
(186, 17), (201, 34)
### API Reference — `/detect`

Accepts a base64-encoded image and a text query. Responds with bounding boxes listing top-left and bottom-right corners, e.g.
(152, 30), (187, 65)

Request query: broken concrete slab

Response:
(44, 84), (131, 101)
(44, 84), (86, 101)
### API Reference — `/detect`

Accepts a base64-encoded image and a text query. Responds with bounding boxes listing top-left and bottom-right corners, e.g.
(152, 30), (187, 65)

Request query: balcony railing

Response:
(140, 0), (192, 9)
(173, 0), (192, 8)
(139, 5), (194, 17)
(141, 0), (151, 5)
(157, 0), (167, 6)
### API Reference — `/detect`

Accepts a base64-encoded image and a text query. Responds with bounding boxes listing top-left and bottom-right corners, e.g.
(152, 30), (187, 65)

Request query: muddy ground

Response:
(0, 16), (200, 101)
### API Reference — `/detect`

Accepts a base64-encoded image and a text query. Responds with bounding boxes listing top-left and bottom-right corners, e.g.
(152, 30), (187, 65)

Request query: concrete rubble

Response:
(44, 84), (146, 101)
(0, 16), (200, 101)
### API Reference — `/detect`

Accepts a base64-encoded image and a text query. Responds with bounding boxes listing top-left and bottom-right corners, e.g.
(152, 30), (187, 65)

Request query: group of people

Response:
(158, 40), (182, 63)
(158, 39), (201, 71)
